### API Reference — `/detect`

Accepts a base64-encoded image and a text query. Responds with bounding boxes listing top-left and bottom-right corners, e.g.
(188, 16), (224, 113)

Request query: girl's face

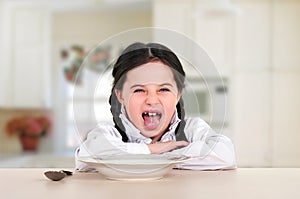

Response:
(115, 61), (182, 141)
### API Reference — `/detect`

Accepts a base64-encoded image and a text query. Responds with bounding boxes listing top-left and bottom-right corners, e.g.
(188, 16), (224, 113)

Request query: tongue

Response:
(143, 115), (160, 130)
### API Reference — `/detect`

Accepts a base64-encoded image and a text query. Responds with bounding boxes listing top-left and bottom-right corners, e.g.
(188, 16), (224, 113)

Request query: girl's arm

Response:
(168, 118), (237, 170)
(75, 123), (150, 171)
(75, 123), (189, 171)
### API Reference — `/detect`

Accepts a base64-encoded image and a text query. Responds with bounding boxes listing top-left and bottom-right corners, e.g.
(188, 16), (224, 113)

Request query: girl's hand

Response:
(147, 140), (189, 154)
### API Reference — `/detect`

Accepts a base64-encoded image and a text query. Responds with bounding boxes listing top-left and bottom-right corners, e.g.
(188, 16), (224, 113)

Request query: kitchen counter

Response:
(1, 168), (299, 199)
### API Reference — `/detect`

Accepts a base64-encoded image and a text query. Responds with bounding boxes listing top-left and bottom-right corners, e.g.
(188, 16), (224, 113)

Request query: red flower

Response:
(6, 116), (51, 137)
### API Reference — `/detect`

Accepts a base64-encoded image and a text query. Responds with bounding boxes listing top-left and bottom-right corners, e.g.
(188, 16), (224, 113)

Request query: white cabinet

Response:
(153, 0), (193, 37)
(0, 3), (51, 108)
(230, 72), (272, 166)
(272, 73), (300, 166)
(272, 1), (300, 71)
(271, 1), (300, 166)
(234, 0), (300, 72)
(194, 3), (235, 77)
(231, 0), (272, 167)
(153, 0), (234, 77)
(153, 0), (300, 167)
(232, 0), (300, 167)
(0, 2), (5, 104)
(234, 1), (271, 72)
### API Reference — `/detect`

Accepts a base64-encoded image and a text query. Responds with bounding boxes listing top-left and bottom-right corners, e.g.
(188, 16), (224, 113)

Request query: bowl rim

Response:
(78, 154), (191, 166)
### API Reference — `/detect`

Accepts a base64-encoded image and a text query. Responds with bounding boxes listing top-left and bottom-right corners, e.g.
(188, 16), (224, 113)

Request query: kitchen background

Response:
(0, 0), (299, 168)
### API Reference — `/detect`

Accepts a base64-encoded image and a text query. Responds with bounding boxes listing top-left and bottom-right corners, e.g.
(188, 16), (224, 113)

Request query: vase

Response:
(19, 134), (40, 152)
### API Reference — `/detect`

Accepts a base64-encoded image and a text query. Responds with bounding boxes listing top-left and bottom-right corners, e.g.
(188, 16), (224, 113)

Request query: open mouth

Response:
(142, 111), (162, 130)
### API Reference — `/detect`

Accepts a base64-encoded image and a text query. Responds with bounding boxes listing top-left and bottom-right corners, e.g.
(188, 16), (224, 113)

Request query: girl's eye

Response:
(160, 88), (170, 92)
(133, 89), (145, 93)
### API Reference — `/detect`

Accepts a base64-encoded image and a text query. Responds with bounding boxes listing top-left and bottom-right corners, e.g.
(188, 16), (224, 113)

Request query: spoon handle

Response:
(60, 170), (73, 176)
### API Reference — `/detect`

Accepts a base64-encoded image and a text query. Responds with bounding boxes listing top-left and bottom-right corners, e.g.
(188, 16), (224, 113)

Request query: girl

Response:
(75, 42), (236, 171)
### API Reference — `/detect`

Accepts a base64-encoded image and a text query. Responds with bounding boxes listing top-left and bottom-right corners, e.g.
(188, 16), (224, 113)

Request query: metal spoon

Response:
(44, 170), (73, 181)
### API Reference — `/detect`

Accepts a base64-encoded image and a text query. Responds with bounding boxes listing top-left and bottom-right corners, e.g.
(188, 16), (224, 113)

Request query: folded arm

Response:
(169, 118), (236, 170)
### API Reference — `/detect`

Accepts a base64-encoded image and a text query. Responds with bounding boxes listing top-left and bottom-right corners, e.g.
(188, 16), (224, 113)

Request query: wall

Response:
(52, 10), (152, 47)
(0, 1), (5, 107)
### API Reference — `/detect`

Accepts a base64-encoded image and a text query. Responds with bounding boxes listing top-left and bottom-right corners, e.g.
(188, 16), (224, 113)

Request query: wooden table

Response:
(1, 168), (299, 199)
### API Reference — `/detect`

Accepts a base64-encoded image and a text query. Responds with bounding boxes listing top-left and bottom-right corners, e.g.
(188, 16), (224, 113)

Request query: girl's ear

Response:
(115, 89), (124, 104)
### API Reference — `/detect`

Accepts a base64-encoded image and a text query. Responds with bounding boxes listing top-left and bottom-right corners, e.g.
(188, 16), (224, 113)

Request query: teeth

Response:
(149, 112), (157, 116)
(143, 112), (160, 117)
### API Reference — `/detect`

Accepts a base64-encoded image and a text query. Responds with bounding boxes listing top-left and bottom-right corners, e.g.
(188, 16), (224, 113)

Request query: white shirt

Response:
(75, 110), (236, 171)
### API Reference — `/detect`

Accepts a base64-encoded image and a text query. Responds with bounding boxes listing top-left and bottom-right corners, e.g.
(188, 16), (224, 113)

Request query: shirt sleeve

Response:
(169, 118), (237, 170)
(75, 123), (151, 172)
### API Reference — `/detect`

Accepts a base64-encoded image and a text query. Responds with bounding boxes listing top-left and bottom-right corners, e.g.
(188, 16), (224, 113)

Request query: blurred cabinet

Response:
(153, 0), (234, 77)
(231, 73), (272, 167)
(193, 3), (234, 77)
(274, 1), (299, 167)
(232, 0), (300, 167)
(153, 0), (193, 37)
(235, 0), (300, 72)
(232, 0), (272, 167)
(0, 3), (51, 108)
(0, 2), (4, 100)
(272, 73), (300, 166)
(271, 1), (300, 166)
(153, 0), (300, 167)
(234, 1), (271, 72)
(272, 1), (300, 71)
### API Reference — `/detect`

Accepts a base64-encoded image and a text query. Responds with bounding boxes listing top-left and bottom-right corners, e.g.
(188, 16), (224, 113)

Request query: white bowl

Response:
(78, 154), (190, 181)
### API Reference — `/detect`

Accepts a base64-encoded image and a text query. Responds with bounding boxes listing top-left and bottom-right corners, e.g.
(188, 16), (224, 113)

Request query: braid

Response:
(109, 90), (128, 142)
(175, 97), (188, 142)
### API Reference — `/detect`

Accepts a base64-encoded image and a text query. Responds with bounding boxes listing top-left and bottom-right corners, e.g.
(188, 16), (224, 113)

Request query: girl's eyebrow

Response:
(160, 83), (174, 87)
(130, 83), (174, 89)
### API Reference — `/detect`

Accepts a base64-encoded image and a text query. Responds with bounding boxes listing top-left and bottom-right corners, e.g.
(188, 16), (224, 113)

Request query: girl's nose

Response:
(145, 91), (159, 105)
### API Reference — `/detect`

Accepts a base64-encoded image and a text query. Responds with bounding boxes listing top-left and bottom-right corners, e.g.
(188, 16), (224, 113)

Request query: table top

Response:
(1, 168), (299, 199)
